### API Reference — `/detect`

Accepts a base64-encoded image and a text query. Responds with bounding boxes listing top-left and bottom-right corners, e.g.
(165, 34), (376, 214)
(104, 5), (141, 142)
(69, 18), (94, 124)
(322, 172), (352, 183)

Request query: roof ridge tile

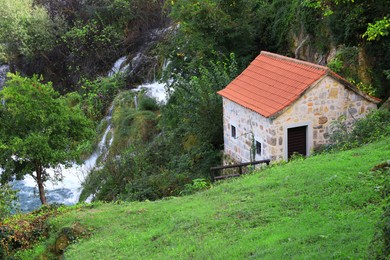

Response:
(218, 51), (379, 118)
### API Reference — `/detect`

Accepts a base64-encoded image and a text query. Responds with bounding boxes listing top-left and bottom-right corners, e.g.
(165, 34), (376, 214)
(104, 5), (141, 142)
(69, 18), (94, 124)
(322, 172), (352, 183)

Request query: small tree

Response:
(0, 73), (94, 205)
(0, 183), (18, 220)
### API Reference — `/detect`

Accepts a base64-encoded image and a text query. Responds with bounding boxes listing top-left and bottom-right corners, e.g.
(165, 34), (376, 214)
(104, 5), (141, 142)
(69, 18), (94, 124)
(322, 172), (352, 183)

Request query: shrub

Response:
(0, 184), (19, 220)
(138, 96), (159, 111)
(368, 162), (390, 259)
(80, 76), (123, 121)
(0, 203), (71, 258)
(327, 109), (390, 151)
(180, 178), (210, 196)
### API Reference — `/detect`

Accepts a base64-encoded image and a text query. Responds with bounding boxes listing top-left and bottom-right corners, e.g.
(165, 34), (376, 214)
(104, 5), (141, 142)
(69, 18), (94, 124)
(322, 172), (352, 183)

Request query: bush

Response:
(0, 184), (19, 220)
(180, 178), (210, 196)
(328, 109), (390, 151)
(138, 96), (159, 111)
(80, 76), (124, 121)
(368, 162), (390, 259)
(0, 203), (71, 258)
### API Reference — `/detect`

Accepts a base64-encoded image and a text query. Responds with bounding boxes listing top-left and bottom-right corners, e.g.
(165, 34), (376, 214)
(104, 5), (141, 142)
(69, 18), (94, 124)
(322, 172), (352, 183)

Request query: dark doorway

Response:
(287, 125), (307, 158)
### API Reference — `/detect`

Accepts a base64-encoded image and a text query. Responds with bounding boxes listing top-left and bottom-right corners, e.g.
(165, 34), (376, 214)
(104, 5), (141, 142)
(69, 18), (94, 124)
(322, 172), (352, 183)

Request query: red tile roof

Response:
(218, 51), (379, 118)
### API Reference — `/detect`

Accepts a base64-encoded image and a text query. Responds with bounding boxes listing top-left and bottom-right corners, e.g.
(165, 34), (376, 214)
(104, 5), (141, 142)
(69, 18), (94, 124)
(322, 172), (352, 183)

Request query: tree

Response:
(0, 73), (94, 205)
(0, 183), (18, 220)
(0, 0), (63, 62)
(363, 17), (390, 41)
(163, 0), (259, 78)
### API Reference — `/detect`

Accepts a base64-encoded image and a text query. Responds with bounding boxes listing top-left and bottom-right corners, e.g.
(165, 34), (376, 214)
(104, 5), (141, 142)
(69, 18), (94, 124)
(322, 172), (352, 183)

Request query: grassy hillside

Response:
(17, 137), (389, 259)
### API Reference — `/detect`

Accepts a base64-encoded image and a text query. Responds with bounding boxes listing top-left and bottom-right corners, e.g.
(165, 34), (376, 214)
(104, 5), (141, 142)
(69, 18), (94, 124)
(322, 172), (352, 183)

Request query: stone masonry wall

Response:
(273, 76), (377, 159)
(222, 97), (274, 163)
(222, 75), (377, 163)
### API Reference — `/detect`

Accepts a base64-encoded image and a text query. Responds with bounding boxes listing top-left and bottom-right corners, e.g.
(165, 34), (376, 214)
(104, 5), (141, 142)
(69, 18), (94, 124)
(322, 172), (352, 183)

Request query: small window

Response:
(256, 141), (262, 155)
(231, 125), (236, 138)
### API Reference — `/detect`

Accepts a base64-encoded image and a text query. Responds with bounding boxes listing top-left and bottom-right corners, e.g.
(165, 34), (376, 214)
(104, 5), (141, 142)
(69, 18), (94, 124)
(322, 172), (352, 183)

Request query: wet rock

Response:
(53, 223), (88, 255)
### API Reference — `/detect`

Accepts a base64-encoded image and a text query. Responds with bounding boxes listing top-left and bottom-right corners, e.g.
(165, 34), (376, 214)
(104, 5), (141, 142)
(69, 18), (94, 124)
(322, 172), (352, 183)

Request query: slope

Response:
(17, 137), (390, 259)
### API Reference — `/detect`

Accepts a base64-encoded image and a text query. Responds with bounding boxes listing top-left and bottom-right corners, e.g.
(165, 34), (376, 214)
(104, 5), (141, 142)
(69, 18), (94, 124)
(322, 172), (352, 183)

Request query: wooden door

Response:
(287, 125), (307, 158)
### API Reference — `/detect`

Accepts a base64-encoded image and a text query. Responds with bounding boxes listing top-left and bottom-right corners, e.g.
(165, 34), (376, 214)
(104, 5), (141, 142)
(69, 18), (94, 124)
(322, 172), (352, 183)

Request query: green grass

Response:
(17, 137), (390, 259)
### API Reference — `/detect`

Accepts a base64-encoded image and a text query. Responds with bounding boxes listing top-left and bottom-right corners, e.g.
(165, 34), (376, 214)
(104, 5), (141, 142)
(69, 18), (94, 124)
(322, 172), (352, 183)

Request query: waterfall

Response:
(134, 82), (167, 103)
(108, 57), (128, 77)
(11, 104), (115, 212)
(5, 49), (168, 211)
(133, 58), (170, 103)
(8, 73), (117, 213)
(0, 64), (9, 88)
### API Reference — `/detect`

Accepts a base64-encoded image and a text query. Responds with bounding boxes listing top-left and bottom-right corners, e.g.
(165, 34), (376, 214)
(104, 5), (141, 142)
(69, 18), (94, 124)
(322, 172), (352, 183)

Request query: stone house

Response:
(217, 51), (380, 162)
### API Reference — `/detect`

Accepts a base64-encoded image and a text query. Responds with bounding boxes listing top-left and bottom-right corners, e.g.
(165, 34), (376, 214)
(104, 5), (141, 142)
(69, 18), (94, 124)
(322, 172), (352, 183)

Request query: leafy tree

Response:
(0, 0), (64, 61)
(163, 0), (259, 78)
(0, 73), (94, 205)
(0, 183), (18, 220)
(363, 17), (390, 41)
(163, 54), (238, 149)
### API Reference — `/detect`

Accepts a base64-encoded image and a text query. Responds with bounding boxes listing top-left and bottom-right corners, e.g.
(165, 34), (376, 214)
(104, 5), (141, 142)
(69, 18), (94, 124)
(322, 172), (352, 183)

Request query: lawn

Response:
(17, 137), (390, 259)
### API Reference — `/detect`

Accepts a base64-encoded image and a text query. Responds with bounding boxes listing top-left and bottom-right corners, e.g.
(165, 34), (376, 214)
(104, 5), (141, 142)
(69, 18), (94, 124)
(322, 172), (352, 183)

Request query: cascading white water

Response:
(6, 67), (118, 212)
(4, 53), (168, 212)
(11, 104), (115, 212)
(133, 59), (170, 103)
(0, 64), (9, 88)
(108, 57), (128, 77)
(134, 82), (167, 103)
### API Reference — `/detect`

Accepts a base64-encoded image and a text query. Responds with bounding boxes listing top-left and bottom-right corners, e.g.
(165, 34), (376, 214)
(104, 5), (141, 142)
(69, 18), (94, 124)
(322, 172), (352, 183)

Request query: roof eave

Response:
(328, 72), (381, 104)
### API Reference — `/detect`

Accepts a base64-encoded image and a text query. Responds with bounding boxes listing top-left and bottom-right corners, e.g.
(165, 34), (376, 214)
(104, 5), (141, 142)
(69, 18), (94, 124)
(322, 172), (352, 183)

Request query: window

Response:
(231, 125), (236, 138)
(256, 141), (262, 155)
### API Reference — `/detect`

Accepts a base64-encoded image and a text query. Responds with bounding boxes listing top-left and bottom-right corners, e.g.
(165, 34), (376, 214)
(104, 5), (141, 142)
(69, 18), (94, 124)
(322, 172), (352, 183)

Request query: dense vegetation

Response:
(0, 0), (389, 220)
(2, 137), (389, 259)
(0, 74), (94, 205)
(0, 0), (389, 257)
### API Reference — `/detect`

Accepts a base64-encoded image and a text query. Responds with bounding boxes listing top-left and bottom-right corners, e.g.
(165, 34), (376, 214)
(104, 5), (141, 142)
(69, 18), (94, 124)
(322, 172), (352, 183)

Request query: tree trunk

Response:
(35, 164), (47, 205)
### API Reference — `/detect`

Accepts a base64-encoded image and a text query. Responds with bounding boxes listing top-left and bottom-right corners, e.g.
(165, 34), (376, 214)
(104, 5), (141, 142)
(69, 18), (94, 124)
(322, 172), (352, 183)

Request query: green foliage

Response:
(363, 17), (390, 41)
(368, 163), (390, 259)
(303, 0), (390, 98)
(328, 109), (390, 151)
(138, 96), (160, 111)
(0, 73), (94, 204)
(79, 75), (123, 121)
(327, 57), (343, 73)
(180, 178), (210, 195)
(327, 46), (380, 96)
(163, 54), (238, 148)
(164, 0), (260, 77)
(0, 184), (19, 220)
(62, 19), (122, 79)
(0, 203), (83, 258)
(0, 0), (64, 60)
(80, 91), (162, 202)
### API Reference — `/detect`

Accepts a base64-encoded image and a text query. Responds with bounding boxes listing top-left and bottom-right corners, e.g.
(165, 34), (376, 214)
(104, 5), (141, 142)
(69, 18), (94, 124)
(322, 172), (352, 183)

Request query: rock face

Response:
(52, 223), (89, 256)
(123, 26), (173, 86)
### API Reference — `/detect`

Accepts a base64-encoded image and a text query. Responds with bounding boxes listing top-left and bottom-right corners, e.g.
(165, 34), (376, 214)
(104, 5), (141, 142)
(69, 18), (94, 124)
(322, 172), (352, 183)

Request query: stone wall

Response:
(222, 97), (274, 163)
(222, 75), (377, 163)
(273, 76), (377, 158)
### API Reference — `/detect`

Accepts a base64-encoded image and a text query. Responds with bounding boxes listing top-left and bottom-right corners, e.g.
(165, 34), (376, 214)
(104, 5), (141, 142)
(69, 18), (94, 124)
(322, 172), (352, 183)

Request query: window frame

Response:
(255, 140), (262, 155)
(231, 125), (236, 138)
